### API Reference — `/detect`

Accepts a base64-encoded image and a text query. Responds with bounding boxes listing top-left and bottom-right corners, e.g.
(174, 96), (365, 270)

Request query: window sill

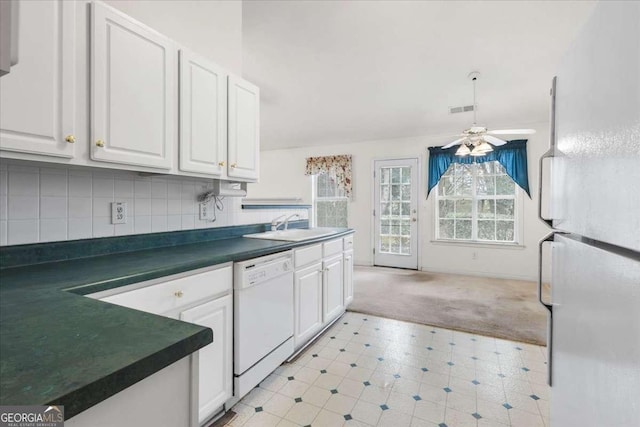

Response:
(430, 239), (525, 250)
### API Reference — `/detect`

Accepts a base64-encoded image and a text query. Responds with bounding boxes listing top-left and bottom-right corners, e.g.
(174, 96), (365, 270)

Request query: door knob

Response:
(95, 140), (105, 148)
(219, 161), (225, 167)
(412, 218), (417, 222)
(174, 290), (184, 298)
(231, 163), (237, 168)
(65, 135), (76, 143)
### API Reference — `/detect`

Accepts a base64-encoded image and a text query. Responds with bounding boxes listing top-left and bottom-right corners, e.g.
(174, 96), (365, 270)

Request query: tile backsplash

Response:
(0, 161), (309, 246)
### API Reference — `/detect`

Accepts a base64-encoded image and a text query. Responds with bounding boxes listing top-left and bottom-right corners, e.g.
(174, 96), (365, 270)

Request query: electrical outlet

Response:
(111, 202), (127, 224)
(199, 202), (209, 220)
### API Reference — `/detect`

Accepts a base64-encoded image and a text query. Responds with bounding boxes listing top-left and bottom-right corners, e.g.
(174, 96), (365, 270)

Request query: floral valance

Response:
(305, 155), (353, 197)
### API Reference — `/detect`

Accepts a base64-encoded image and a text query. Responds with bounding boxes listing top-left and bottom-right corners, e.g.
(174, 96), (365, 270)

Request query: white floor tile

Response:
(284, 401), (321, 426)
(350, 400), (382, 426)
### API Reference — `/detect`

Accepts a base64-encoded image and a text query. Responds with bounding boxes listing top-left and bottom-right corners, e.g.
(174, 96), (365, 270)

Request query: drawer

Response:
(323, 238), (343, 258)
(294, 244), (322, 269)
(343, 235), (354, 250)
(101, 265), (232, 315)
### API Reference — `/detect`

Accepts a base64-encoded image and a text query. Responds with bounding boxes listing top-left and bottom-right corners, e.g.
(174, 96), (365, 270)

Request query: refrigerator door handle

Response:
(538, 230), (567, 387)
(538, 76), (557, 228)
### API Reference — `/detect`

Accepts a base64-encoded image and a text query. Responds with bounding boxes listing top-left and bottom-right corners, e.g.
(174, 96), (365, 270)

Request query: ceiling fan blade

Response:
(441, 137), (467, 149)
(487, 129), (536, 135)
(484, 135), (508, 146)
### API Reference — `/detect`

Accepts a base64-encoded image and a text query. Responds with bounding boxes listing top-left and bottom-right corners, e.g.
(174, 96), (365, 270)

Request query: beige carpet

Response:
(349, 266), (549, 346)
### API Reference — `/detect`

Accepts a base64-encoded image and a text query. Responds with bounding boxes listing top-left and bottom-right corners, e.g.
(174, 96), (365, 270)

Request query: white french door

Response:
(373, 158), (419, 269)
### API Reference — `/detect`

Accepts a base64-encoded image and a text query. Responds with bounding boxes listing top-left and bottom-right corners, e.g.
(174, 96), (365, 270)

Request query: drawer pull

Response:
(174, 290), (184, 298)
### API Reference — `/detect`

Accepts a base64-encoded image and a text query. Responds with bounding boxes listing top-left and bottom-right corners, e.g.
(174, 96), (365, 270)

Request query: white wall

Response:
(248, 122), (552, 281)
(0, 160), (308, 246)
(103, 0), (242, 75)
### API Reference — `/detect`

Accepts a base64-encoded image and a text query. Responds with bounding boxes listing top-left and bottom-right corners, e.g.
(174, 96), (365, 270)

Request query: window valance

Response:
(305, 155), (353, 198)
(427, 139), (531, 197)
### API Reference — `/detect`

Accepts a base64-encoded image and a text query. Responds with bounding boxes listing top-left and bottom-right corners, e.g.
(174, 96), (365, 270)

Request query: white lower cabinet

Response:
(293, 235), (354, 351)
(180, 294), (233, 424)
(294, 262), (324, 348)
(343, 250), (354, 307)
(323, 254), (344, 322)
(88, 264), (232, 426)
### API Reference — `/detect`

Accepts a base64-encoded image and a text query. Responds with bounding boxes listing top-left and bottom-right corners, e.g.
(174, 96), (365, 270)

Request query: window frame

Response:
(311, 174), (349, 228)
(434, 162), (522, 245)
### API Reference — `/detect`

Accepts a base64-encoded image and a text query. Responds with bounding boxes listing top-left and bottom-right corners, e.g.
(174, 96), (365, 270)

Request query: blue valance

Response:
(427, 139), (531, 197)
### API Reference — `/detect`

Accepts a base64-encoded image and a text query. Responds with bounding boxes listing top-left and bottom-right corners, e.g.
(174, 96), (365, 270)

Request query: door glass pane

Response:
(401, 184), (411, 201)
(381, 185), (390, 201)
(391, 184), (401, 200)
(379, 165), (413, 255)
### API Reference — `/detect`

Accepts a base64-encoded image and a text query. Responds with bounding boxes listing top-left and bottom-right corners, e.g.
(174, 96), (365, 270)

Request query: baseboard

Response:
(420, 266), (537, 282)
(355, 261), (541, 282)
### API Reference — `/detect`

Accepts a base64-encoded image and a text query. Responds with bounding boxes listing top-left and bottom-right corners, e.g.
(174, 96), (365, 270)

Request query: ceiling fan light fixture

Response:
(455, 144), (471, 156)
(476, 141), (494, 153)
(469, 145), (487, 157)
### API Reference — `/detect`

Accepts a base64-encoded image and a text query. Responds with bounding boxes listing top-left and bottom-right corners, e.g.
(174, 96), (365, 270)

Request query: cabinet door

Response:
(323, 255), (344, 323)
(343, 250), (354, 307)
(0, 0), (75, 158)
(227, 76), (259, 181)
(91, 2), (176, 169)
(180, 294), (232, 424)
(179, 50), (227, 177)
(294, 263), (323, 349)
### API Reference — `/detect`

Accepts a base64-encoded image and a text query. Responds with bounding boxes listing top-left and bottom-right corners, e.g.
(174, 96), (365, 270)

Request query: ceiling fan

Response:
(442, 72), (536, 156)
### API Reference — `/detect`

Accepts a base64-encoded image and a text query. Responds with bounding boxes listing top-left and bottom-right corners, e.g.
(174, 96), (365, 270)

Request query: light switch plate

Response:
(111, 202), (127, 224)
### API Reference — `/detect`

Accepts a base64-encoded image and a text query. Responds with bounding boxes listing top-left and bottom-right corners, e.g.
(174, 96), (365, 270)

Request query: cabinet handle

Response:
(231, 163), (237, 168)
(95, 140), (105, 148)
(219, 161), (225, 167)
(65, 135), (76, 143)
(174, 290), (184, 298)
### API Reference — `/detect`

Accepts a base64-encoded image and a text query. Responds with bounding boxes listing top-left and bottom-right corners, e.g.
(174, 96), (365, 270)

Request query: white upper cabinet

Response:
(91, 2), (176, 170)
(0, 0), (76, 158)
(227, 76), (260, 181)
(179, 49), (228, 177)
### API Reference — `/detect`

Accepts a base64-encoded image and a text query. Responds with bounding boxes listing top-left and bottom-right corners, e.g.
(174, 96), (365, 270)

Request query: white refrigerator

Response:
(540, 2), (640, 426)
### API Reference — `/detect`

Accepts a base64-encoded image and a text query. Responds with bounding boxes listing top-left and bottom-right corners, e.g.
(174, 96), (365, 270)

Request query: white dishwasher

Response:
(234, 251), (294, 399)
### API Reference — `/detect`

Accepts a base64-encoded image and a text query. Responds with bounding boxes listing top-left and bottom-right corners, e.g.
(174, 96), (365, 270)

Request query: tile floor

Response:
(230, 312), (550, 427)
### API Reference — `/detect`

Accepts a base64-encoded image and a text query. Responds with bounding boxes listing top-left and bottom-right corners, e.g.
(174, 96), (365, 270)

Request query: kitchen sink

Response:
(243, 228), (337, 242)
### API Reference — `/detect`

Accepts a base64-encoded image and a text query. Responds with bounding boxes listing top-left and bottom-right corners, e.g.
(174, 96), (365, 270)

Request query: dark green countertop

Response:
(0, 229), (354, 419)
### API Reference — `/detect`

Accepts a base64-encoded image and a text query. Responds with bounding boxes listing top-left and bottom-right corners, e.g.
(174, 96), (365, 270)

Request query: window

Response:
(436, 161), (518, 243)
(313, 173), (348, 227)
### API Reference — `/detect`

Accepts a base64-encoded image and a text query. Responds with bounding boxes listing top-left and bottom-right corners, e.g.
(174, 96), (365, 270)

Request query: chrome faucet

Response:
(271, 215), (286, 231)
(283, 213), (300, 230)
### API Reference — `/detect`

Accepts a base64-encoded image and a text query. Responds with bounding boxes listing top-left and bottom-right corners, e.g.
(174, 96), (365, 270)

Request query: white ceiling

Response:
(243, 0), (597, 150)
